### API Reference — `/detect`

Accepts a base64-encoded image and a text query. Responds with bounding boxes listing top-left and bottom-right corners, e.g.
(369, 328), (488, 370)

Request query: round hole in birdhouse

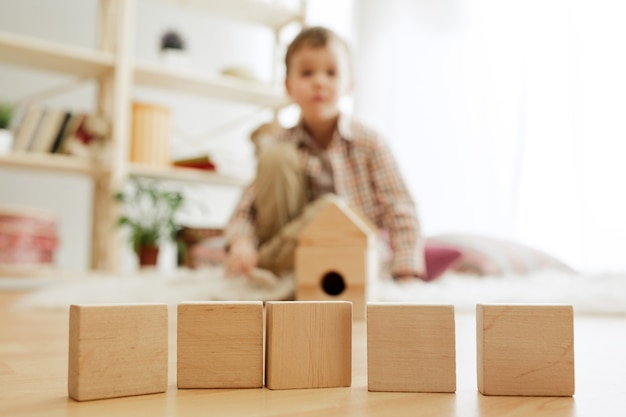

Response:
(321, 271), (346, 296)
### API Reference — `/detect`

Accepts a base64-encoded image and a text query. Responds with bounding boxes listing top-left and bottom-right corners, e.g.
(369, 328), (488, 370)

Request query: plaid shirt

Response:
(226, 115), (424, 276)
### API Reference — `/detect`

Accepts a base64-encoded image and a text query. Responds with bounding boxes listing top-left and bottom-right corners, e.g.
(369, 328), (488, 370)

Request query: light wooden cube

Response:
(265, 301), (352, 389)
(68, 304), (168, 401)
(367, 303), (456, 392)
(177, 302), (264, 389)
(297, 284), (365, 321)
(476, 304), (575, 396)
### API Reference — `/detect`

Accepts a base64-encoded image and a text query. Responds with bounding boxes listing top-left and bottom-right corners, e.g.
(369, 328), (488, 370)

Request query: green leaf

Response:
(0, 103), (14, 129)
(114, 177), (186, 252)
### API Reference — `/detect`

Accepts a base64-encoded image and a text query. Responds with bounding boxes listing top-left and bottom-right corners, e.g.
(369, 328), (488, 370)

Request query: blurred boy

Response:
(225, 26), (424, 281)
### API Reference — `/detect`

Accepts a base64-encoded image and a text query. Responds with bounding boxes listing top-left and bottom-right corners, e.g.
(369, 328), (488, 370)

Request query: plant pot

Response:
(0, 129), (13, 154)
(137, 245), (159, 267)
(160, 49), (189, 68)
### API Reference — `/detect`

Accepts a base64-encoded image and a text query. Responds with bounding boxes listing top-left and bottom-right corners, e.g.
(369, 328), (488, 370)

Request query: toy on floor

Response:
(67, 301), (575, 401)
(68, 304), (168, 401)
(367, 303), (456, 393)
(265, 301), (352, 390)
(177, 301), (264, 388)
(295, 197), (378, 320)
(476, 304), (575, 396)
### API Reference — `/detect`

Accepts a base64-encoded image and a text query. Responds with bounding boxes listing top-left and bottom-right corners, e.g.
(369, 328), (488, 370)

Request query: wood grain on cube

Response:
(367, 303), (456, 392)
(265, 301), (352, 389)
(68, 304), (168, 401)
(477, 304), (575, 396)
(177, 301), (263, 389)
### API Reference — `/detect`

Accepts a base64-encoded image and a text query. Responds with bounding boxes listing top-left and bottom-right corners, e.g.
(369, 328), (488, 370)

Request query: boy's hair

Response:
(285, 26), (349, 75)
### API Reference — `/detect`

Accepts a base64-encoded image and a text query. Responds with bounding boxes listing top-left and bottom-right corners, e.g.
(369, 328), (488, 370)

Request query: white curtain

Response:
(352, 0), (626, 273)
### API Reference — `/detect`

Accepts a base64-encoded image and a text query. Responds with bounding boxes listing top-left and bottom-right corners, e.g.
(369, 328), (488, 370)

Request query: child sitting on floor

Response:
(224, 26), (425, 282)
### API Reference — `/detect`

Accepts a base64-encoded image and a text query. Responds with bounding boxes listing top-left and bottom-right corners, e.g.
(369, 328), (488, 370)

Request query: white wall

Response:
(351, 0), (626, 273)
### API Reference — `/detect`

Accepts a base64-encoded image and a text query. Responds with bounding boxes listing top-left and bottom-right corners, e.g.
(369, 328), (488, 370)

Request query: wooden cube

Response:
(265, 301), (352, 389)
(476, 304), (575, 396)
(68, 304), (168, 401)
(367, 303), (456, 392)
(177, 302), (264, 389)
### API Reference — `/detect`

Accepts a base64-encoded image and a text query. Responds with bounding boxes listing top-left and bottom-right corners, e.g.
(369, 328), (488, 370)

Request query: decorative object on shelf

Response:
(0, 205), (59, 268)
(131, 102), (171, 167)
(62, 113), (110, 159)
(172, 153), (217, 171)
(0, 102), (15, 154)
(160, 30), (188, 68)
(114, 178), (184, 267)
(220, 67), (260, 82)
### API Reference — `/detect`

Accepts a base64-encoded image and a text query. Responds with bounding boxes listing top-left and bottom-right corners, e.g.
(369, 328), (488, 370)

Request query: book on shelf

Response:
(8, 106), (107, 158)
(29, 108), (71, 153)
(49, 112), (78, 153)
(53, 113), (87, 154)
(172, 154), (216, 171)
(12, 106), (43, 152)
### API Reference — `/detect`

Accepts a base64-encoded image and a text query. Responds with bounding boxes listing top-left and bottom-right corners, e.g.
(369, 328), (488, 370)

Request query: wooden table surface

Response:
(1, 290), (625, 417)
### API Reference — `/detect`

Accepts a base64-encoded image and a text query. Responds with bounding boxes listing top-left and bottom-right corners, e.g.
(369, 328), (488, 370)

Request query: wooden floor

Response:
(1, 290), (625, 416)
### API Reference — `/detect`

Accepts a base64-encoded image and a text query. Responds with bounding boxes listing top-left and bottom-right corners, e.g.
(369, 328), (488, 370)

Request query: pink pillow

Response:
(423, 243), (463, 281)
(426, 234), (575, 276)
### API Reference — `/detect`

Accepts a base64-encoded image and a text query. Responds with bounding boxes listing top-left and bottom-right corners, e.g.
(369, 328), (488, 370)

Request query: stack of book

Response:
(0, 206), (59, 267)
(11, 106), (97, 155)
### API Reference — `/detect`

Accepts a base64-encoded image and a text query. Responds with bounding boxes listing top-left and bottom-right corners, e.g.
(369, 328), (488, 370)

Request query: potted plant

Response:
(114, 178), (184, 267)
(0, 102), (14, 154)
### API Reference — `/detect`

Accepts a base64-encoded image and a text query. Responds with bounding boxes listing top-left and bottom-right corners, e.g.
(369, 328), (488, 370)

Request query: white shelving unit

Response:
(161, 0), (303, 29)
(0, 31), (114, 78)
(0, 0), (305, 274)
(0, 153), (105, 177)
(133, 60), (289, 107)
(129, 163), (248, 187)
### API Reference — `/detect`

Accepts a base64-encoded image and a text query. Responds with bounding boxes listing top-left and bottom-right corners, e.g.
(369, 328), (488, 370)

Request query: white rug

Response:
(377, 270), (626, 315)
(12, 267), (295, 310)
(11, 267), (626, 316)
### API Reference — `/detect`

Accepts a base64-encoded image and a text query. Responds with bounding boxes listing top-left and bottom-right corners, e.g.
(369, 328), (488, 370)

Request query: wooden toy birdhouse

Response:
(295, 197), (379, 320)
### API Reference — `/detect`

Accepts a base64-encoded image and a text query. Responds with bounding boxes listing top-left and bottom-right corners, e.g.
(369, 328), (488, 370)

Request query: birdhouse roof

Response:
(298, 197), (377, 247)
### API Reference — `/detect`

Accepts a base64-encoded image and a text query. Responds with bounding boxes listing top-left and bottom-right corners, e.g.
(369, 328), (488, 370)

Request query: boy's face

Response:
(285, 40), (351, 124)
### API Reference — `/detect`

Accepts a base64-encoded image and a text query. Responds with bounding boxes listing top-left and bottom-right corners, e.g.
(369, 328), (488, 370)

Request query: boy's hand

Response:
(392, 271), (424, 282)
(224, 237), (258, 278)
